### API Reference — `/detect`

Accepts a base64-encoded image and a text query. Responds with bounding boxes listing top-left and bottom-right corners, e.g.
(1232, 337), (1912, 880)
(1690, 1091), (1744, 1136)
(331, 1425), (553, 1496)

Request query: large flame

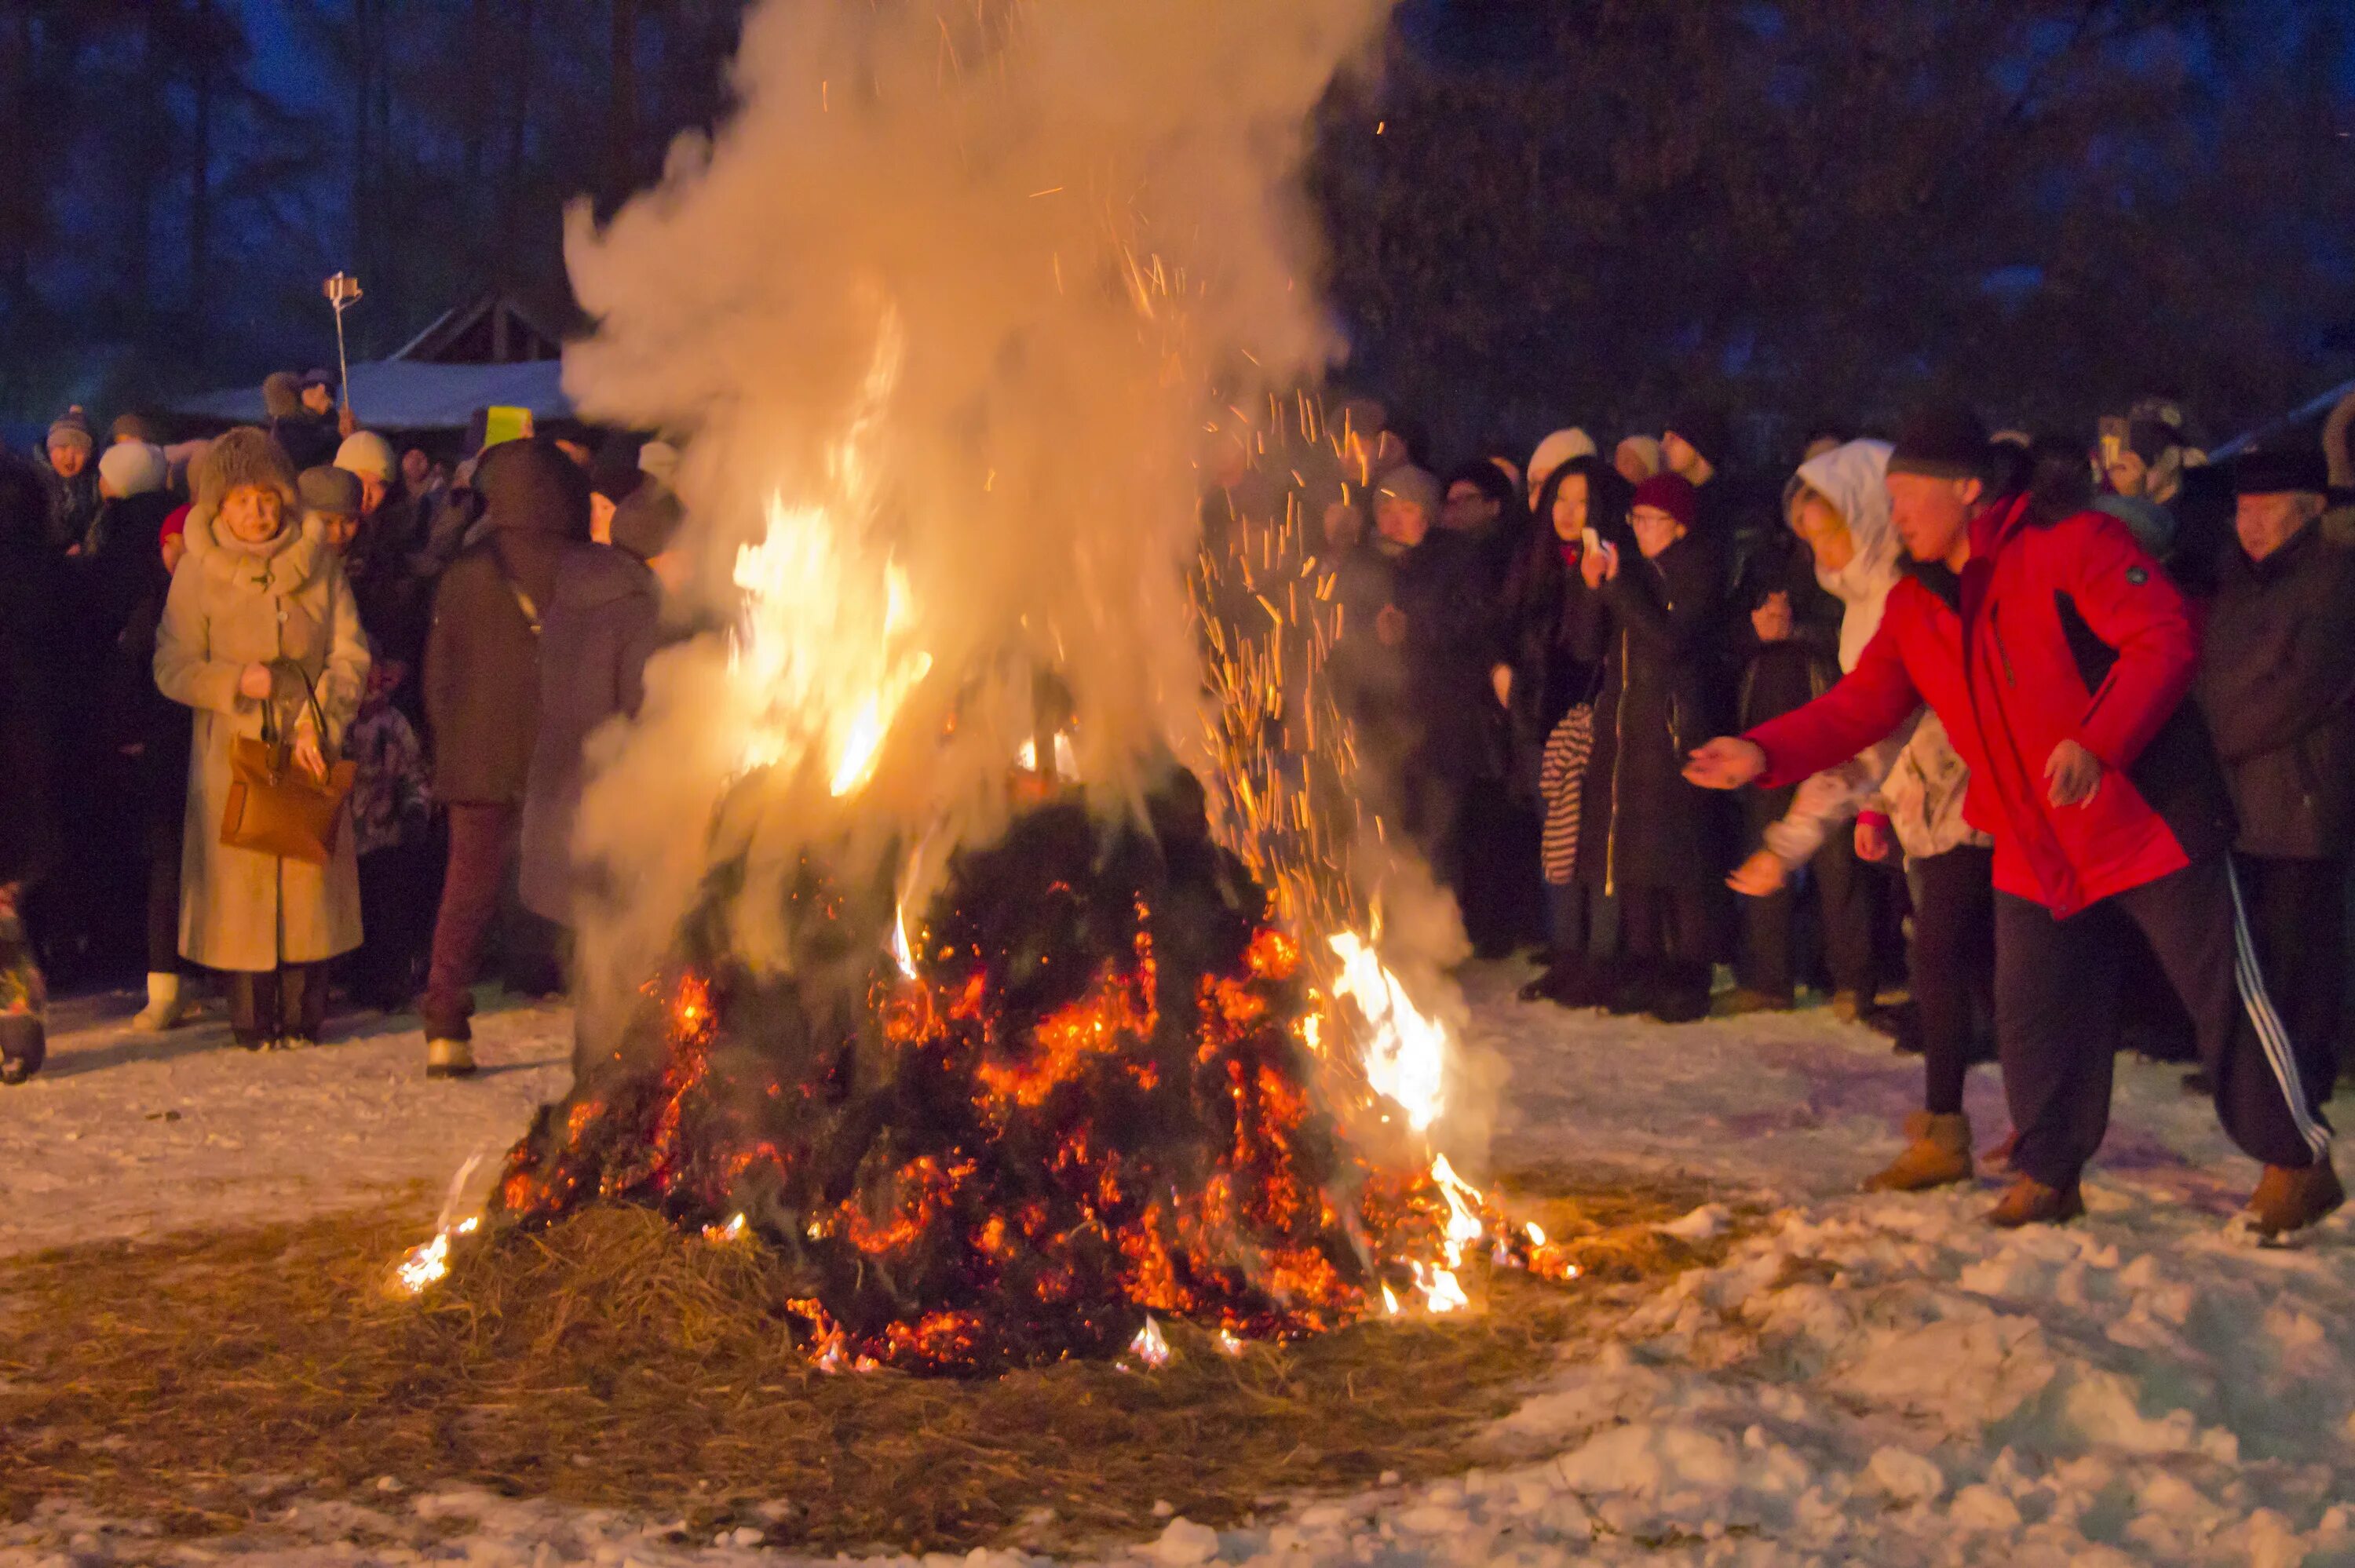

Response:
(1327, 930), (1448, 1132)
(728, 310), (933, 796)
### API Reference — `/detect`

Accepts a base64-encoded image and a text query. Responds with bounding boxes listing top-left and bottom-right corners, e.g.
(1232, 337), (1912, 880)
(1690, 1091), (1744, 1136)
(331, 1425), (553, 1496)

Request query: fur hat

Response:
(1887, 401), (1991, 483)
(192, 428), (299, 522)
(610, 481), (687, 563)
(97, 441), (168, 499)
(334, 430), (396, 483)
(1631, 472), (1700, 531)
(298, 465), (363, 518)
(1528, 428), (1597, 494)
(46, 408), (92, 454)
(261, 372), (304, 421)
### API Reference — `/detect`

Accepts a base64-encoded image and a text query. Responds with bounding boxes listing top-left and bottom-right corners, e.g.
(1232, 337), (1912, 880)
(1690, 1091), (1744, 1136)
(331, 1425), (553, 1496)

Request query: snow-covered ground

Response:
(6, 968), (2354, 1566)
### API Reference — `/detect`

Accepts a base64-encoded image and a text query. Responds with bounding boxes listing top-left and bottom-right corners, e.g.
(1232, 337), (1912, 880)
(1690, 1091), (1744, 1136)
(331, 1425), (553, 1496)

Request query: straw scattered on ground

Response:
(0, 1166), (1744, 1555)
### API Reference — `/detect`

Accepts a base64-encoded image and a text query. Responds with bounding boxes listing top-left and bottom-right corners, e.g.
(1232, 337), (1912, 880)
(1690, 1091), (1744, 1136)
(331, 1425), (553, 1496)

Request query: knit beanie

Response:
(98, 440), (168, 499)
(334, 430), (396, 483)
(1375, 464), (1441, 521)
(1528, 428), (1597, 494)
(1615, 435), (1664, 481)
(1664, 406), (1733, 468)
(2232, 447), (2329, 498)
(1630, 472), (1700, 532)
(192, 428), (300, 520)
(46, 409), (93, 454)
(298, 465), (363, 519)
(609, 481), (687, 563)
(1887, 401), (1991, 483)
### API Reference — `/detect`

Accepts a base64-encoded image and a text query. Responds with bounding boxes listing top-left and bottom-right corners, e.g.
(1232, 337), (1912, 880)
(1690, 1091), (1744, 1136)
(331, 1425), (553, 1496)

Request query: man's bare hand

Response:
(1727, 849), (1790, 898)
(1685, 737), (1767, 790)
(2045, 738), (2102, 808)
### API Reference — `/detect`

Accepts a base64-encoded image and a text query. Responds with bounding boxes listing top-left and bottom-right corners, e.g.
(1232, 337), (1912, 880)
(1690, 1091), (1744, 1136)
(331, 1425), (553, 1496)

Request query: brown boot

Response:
(1986, 1176), (2083, 1229)
(1864, 1111), (1974, 1192)
(2246, 1160), (2346, 1240)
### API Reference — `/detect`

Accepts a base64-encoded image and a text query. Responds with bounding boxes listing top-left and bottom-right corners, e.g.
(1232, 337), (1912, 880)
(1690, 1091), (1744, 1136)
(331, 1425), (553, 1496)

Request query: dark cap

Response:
(1664, 405), (1733, 468)
(1888, 400), (1991, 483)
(1374, 463), (1441, 520)
(2232, 447), (2329, 499)
(300, 367), (337, 391)
(298, 464), (363, 517)
(609, 480), (687, 562)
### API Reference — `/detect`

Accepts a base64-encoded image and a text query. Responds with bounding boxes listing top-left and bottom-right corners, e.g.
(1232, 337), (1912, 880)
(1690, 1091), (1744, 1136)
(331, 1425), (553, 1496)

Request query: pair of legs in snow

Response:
(1885, 849), (2340, 1236)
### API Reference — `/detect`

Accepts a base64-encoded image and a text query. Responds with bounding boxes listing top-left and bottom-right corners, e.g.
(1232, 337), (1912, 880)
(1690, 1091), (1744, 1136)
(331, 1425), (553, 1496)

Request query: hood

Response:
(552, 542), (657, 613)
(476, 439), (591, 541)
(1794, 438), (1899, 670)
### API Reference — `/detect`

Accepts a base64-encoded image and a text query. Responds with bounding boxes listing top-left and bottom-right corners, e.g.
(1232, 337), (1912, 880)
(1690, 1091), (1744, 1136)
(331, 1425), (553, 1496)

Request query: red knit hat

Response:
(160, 501), (192, 548)
(1630, 472), (1699, 531)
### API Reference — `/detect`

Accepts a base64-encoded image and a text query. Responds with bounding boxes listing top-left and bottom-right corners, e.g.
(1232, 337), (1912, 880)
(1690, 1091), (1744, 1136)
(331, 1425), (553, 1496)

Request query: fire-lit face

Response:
(301, 383), (335, 416)
(218, 483), (286, 545)
(318, 511), (360, 553)
(356, 474), (389, 516)
(2236, 490), (2324, 563)
(1788, 487), (1855, 572)
(1374, 494), (1429, 549)
(1886, 472), (1982, 566)
(401, 449), (432, 489)
(48, 440), (87, 479)
(1550, 472), (1589, 543)
(590, 491), (616, 546)
(1630, 504), (1685, 560)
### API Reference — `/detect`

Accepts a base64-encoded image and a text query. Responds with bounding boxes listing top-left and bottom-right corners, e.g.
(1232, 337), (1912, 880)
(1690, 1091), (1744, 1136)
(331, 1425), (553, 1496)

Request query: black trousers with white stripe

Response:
(1995, 853), (2331, 1190)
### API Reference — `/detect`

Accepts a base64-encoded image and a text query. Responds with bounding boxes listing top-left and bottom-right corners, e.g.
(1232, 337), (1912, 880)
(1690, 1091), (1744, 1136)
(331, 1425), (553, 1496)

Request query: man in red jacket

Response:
(1686, 407), (2339, 1236)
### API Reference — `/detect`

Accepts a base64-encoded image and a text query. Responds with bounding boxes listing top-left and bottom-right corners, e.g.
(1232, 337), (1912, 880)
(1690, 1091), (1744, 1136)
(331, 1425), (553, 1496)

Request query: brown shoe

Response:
(1829, 990), (1865, 1024)
(1711, 986), (1795, 1018)
(1986, 1176), (2083, 1229)
(1864, 1111), (1974, 1192)
(2246, 1160), (2346, 1240)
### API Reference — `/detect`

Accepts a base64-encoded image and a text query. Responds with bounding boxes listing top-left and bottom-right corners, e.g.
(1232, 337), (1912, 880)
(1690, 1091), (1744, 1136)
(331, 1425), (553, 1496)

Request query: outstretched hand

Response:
(1726, 848), (1789, 899)
(1684, 737), (1767, 790)
(2045, 738), (2101, 808)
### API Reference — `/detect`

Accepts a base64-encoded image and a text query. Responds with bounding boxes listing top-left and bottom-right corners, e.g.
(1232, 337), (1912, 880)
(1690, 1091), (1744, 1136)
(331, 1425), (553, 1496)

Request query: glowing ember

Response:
(392, 1215), (480, 1297)
(1128, 1315), (1173, 1369)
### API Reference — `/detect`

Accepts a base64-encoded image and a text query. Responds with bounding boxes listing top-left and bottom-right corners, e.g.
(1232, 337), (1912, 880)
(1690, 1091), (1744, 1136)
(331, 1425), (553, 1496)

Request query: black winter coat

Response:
(0, 467), (62, 888)
(1498, 531), (1608, 805)
(2196, 523), (2355, 861)
(424, 440), (591, 805)
(518, 545), (663, 924)
(85, 493), (193, 851)
(1351, 529), (1506, 784)
(1575, 530), (1732, 892)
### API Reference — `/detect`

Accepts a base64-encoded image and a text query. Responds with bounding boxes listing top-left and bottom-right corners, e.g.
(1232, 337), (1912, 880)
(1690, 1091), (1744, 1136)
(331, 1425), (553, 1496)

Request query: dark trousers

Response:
(1996, 854), (2332, 1188)
(2237, 852), (2348, 1095)
(423, 802), (518, 1042)
(1909, 844), (1995, 1116)
(349, 837), (441, 1010)
(225, 962), (326, 1046)
(1736, 823), (1883, 1000)
(1619, 883), (1714, 968)
(144, 853), (181, 975)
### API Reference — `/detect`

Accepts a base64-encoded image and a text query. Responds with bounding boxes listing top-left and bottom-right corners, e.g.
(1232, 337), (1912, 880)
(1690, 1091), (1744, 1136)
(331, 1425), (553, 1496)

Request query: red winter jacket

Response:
(1745, 495), (2233, 917)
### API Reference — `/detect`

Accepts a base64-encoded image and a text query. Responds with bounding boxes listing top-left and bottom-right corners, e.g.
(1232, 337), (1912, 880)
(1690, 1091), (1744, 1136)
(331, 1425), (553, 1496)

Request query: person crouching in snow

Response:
(1687, 404), (2341, 1238)
(155, 432), (370, 1052)
(1719, 438), (1998, 1192)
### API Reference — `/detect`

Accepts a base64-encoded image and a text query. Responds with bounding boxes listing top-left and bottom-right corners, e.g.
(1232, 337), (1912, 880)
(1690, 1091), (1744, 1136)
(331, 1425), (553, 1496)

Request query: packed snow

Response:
(5, 968), (2353, 1566)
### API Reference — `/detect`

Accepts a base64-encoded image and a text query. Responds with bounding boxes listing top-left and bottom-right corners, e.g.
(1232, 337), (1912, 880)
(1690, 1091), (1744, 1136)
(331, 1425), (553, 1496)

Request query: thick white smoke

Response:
(557, 0), (1393, 1027)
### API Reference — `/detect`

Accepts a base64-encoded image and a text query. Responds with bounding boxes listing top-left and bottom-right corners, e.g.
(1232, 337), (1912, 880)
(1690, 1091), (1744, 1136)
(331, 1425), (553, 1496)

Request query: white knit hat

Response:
(98, 440), (169, 499)
(1528, 428), (1597, 494)
(334, 430), (396, 483)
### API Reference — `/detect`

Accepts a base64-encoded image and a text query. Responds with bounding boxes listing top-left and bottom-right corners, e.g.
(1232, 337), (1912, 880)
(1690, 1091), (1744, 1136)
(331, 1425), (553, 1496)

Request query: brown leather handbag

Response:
(220, 662), (357, 866)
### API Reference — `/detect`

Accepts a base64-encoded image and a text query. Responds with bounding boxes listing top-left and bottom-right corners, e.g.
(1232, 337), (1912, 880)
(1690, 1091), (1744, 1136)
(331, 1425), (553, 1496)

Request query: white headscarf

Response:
(1793, 439), (1899, 671)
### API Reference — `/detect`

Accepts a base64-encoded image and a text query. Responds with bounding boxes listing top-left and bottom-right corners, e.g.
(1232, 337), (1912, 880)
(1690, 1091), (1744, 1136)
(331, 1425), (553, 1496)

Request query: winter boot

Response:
(1603, 961), (1659, 1017)
(1986, 1175), (2083, 1229)
(1711, 986), (1795, 1019)
(1519, 957), (1586, 1004)
(130, 972), (188, 1033)
(2246, 1160), (2346, 1240)
(1646, 964), (1714, 1026)
(1864, 1111), (1973, 1192)
(0, 1012), (45, 1085)
(425, 1037), (478, 1080)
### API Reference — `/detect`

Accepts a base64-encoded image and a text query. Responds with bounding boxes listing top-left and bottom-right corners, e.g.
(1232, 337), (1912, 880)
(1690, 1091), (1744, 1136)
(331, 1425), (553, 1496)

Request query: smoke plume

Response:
(558, 0), (1393, 1034)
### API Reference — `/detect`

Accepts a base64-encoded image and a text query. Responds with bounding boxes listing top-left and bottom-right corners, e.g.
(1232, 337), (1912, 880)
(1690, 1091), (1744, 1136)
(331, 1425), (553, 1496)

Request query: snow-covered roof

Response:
(167, 358), (572, 433)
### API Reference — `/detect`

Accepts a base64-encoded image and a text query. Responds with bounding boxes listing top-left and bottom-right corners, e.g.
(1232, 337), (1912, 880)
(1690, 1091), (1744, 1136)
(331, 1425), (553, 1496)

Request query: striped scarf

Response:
(1539, 705), (1594, 886)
